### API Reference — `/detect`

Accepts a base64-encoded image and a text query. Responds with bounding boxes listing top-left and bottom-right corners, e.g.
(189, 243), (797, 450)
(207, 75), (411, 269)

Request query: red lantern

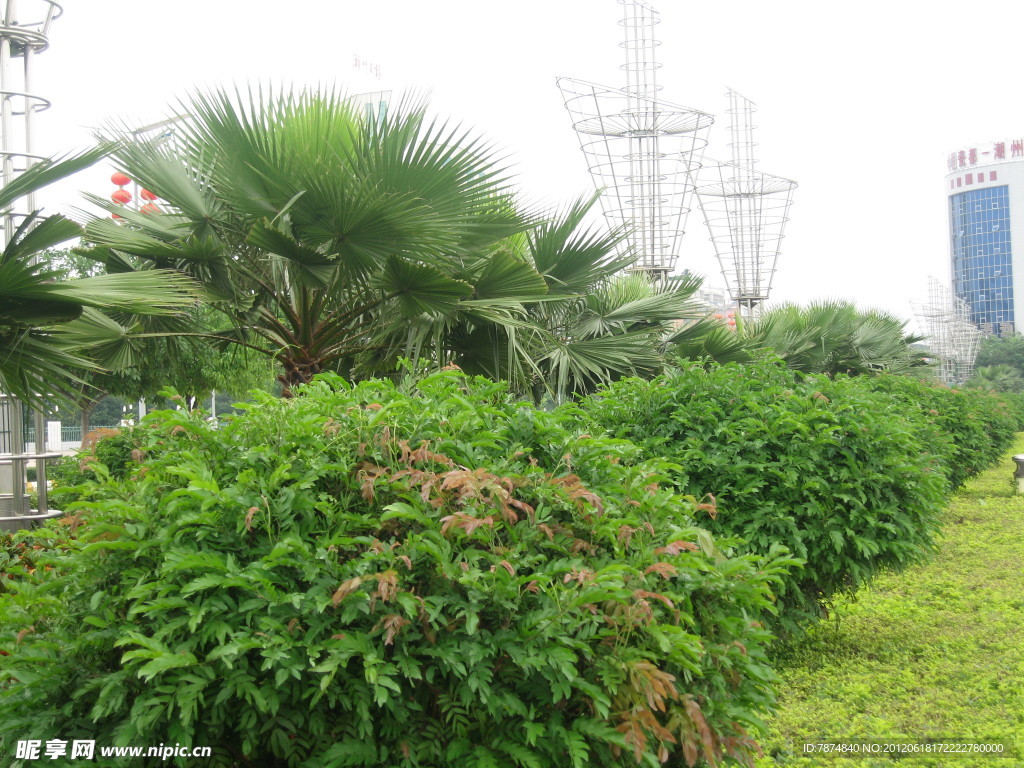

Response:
(140, 188), (157, 201)
(111, 189), (132, 204)
(140, 202), (160, 215)
(110, 172), (131, 187)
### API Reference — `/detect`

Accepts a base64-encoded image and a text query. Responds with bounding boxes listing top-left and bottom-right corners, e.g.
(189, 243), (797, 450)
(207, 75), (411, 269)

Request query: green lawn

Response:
(753, 437), (1024, 767)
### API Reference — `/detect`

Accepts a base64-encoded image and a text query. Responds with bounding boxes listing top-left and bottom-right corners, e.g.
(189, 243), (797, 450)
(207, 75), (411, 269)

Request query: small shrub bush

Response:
(863, 376), (1018, 489)
(0, 371), (796, 768)
(573, 361), (950, 632)
(45, 428), (145, 512)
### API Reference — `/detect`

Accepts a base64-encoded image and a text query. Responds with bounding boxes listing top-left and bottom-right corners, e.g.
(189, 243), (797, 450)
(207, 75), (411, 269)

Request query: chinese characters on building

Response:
(949, 140), (1024, 172)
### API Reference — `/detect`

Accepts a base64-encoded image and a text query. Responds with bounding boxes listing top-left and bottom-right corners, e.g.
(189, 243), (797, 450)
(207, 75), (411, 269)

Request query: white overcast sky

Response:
(27, 0), (1024, 330)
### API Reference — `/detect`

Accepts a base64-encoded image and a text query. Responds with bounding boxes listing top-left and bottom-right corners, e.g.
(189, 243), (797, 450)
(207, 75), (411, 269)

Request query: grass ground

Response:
(752, 437), (1024, 767)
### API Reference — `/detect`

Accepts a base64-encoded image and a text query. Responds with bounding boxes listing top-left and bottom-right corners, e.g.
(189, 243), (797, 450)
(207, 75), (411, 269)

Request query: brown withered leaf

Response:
(628, 660), (680, 713)
(439, 512), (495, 537)
(654, 540), (699, 556)
(695, 493), (718, 520)
(331, 577), (363, 607)
(244, 506), (259, 532)
(378, 614), (410, 646)
(643, 562), (678, 579)
(15, 625), (35, 644)
(356, 463), (389, 502)
(569, 538), (596, 555)
(683, 694), (716, 764)
(397, 555), (413, 570)
(375, 569), (399, 602)
(634, 589), (674, 611)
(563, 568), (595, 585)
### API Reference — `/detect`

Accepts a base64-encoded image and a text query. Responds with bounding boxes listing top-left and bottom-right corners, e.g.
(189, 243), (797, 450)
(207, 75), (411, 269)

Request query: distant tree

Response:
(975, 333), (1024, 377)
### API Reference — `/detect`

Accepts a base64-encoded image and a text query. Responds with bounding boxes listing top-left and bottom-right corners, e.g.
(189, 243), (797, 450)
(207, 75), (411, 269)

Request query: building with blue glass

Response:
(946, 139), (1024, 336)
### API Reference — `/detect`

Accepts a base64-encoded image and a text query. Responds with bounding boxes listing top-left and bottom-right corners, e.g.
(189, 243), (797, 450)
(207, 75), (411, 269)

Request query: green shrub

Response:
(998, 390), (1024, 430)
(573, 361), (950, 633)
(0, 371), (796, 768)
(864, 376), (1018, 489)
(44, 428), (146, 512)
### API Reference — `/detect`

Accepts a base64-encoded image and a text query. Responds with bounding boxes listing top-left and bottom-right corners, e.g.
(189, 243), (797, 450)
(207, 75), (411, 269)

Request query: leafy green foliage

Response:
(574, 361), (950, 633)
(81, 87), (542, 395)
(43, 428), (145, 512)
(0, 370), (797, 768)
(0, 151), (198, 406)
(451, 196), (708, 403)
(863, 376), (1018, 490)
(975, 332), (1024, 376)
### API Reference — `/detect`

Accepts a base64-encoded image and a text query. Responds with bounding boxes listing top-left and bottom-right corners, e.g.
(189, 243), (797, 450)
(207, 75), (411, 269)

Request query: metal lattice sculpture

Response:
(695, 89), (796, 318)
(557, 1), (713, 279)
(0, 1), (64, 531)
(912, 277), (982, 385)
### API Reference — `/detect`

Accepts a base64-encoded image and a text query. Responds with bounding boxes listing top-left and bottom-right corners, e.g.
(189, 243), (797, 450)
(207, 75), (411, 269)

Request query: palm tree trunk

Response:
(278, 355), (322, 397)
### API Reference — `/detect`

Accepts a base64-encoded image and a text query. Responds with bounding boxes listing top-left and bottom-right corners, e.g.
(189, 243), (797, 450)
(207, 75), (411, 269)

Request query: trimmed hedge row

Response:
(572, 361), (1018, 633)
(5, 364), (1017, 767)
(862, 375), (1019, 489)
(1, 371), (796, 768)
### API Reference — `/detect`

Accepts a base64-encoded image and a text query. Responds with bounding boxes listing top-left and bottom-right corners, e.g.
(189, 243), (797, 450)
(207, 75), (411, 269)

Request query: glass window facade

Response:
(950, 185), (1014, 335)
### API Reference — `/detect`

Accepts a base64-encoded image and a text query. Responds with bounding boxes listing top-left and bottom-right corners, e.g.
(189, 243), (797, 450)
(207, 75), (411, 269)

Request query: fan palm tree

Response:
(965, 364), (1024, 392)
(0, 150), (199, 406)
(450, 195), (709, 402)
(79, 87), (548, 395)
(669, 299), (929, 377)
(749, 300), (928, 376)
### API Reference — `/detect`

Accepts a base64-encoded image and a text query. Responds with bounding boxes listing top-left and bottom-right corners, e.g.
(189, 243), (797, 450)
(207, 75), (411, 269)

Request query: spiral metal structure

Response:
(557, 1), (713, 279)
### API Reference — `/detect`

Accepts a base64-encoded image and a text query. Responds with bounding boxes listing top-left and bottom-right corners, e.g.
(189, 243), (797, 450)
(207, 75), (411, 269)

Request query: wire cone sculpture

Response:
(695, 89), (796, 319)
(557, 0), (713, 279)
(912, 276), (982, 385)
